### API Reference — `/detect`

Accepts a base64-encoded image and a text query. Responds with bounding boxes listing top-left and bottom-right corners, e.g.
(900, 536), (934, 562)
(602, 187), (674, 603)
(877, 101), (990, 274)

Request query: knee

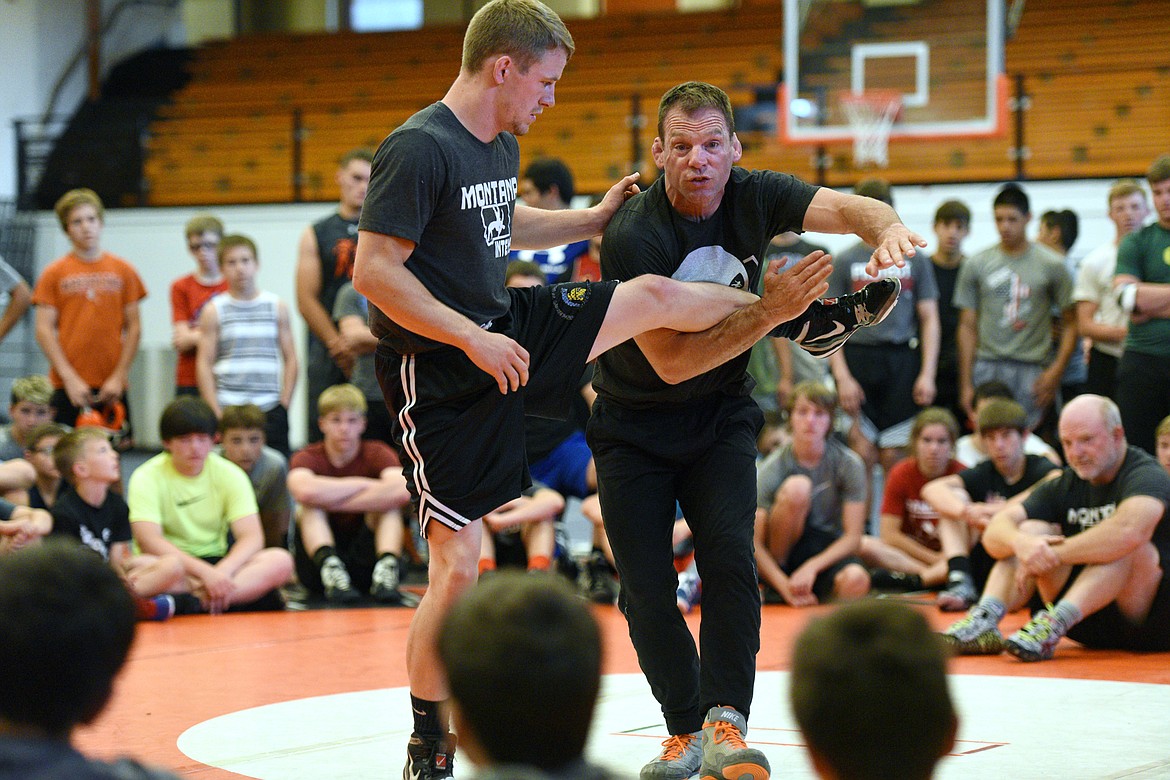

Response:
(834, 564), (871, 600)
(775, 475), (812, 515)
(1132, 542), (1162, 580)
(626, 274), (678, 310)
(776, 477), (814, 507)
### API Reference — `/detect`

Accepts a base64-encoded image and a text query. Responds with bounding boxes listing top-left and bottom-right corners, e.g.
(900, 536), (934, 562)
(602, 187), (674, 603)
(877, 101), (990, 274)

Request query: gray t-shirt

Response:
(827, 241), (938, 346)
(756, 437), (866, 536)
(0, 254), (22, 294)
(249, 446), (291, 545)
(332, 282), (380, 401)
(0, 425), (24, 461)
(952, 241), (1071, 365)
(359, 102), (520, 355)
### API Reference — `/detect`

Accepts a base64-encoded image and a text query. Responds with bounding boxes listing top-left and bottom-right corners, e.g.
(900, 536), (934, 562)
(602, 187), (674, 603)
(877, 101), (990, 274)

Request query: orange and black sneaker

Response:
(699, 706), (770, 780)
(403, 732), (455, 780)
(640, 731), (702, 780)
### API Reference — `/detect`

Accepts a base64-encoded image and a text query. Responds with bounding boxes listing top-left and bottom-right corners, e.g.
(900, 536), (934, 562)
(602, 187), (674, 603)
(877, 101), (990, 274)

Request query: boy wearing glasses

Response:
(169, 214), (228, 396)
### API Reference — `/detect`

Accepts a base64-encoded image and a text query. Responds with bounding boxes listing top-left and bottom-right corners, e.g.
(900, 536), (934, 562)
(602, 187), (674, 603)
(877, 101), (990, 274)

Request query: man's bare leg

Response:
(406, 520), (482, 700)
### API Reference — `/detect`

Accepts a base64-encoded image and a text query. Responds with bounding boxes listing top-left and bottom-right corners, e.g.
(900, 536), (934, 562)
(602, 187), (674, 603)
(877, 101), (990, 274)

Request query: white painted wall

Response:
(22, 176), (1139, 447)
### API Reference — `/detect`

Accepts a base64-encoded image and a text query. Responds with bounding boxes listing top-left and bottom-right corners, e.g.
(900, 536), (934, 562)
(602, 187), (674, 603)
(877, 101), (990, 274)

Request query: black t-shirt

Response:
(931, 258), (962, 376)
(593, 169), (818, 408)
(1022, 446), (1170, 563)
(959, 453), (1058, 502)
(311, 211), (360, 335)
(359, 102), (520, 354)
(49, 486), (131, 562)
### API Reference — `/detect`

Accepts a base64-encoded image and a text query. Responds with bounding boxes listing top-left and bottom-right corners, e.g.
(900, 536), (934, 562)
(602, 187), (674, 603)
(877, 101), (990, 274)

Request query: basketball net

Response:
(839, 90), (902, 167)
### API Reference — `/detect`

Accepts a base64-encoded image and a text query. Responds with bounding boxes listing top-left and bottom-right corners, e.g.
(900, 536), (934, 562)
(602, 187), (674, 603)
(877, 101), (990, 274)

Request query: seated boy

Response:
(287, 384), (414, 605)
(218, 404), (292, 549)
(23, 422), (68, 509)
(755, 381), (871, 606)
(0, 539), (182, 779)
(922, 399), (1061, 611)
(129, 397), (293, 614)
(478, 483), (565, 577)
(0, 375), (56, 462)
(50, 427), (184, 620)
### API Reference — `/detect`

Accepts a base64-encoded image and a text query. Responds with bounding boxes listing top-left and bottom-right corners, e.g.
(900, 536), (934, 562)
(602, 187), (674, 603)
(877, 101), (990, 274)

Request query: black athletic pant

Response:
(587, 394), (763, 735)
(1116, 350), (1170, 455)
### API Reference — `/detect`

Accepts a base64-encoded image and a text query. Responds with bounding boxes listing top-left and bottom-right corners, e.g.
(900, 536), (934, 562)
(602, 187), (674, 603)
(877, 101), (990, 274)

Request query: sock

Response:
(976, 595), (1007, 622)
(527, 554), (551, 571)
(378, 552), (400, 568)
(947, 555), (972, 578)
(1051, 600), (1083, 631)
(312, 545), (338, 570)
(478, 558), (496, 575)
(411, 694), (446, 740)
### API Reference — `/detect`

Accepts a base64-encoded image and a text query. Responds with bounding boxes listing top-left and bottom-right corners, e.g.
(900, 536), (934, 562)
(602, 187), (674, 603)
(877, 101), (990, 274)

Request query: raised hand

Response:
(760, 252), (833, 326)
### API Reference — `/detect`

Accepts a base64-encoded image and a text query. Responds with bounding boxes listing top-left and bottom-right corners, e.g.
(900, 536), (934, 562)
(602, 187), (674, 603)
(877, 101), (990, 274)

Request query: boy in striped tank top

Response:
(195, 235), (298, 456)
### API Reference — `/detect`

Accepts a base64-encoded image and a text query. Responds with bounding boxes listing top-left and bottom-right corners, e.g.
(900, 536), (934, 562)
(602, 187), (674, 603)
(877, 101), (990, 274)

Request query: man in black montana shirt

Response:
(587, 81), (927, 780)
(942, 394), (1170, 661)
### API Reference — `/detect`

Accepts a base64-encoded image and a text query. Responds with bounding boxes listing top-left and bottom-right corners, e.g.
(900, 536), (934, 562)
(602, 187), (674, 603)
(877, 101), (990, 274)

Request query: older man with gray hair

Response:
(942, 394), (1170, 661)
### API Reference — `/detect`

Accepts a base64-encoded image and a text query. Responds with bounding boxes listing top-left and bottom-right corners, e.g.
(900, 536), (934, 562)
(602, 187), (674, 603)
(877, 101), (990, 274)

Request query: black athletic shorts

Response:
(784, 526), (864, 602)
(1061, 570), (1170, 652)
(375, 280), (617, 536)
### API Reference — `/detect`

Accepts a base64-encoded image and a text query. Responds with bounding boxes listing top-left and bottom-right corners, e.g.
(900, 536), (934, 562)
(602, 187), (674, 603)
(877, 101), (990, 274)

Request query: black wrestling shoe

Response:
(404, 733), (456, 779)
(778, 277), (901, 358)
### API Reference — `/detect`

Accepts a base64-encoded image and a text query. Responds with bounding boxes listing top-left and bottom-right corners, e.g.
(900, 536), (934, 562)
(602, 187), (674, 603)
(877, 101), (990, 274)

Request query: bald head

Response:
(1060, 394), (1122, 433)
(1059, 394), (1126, 484)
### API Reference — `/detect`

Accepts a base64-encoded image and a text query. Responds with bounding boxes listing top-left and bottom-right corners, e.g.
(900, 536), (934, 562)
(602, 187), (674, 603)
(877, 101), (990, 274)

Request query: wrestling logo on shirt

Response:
(461, 177), (517, 257)
(673, 246), (754, 289)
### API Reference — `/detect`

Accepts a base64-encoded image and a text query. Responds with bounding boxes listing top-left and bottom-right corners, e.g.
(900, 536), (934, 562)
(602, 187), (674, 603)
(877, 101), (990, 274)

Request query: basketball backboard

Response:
(780, 0), (1007, 145)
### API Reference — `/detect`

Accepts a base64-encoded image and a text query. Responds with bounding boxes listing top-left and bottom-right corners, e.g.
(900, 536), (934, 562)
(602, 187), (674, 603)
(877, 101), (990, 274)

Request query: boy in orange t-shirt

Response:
(32, 189), (147, 446)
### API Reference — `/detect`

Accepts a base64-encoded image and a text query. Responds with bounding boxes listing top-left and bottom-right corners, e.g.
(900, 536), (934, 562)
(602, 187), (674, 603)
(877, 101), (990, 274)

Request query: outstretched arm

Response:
(801, 188), (927, 275)
(510, 173), (639, 250)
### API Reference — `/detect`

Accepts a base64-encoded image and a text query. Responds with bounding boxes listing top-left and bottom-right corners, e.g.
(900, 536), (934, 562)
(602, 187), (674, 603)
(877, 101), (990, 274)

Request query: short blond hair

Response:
(10, 375), (52, 406)
(53, 427), (110, 486)
(185, 213), (224, 238)
(1156, 415), (1170, 441)
(54, 188), (104, 231)
(318, 384), (367, 417)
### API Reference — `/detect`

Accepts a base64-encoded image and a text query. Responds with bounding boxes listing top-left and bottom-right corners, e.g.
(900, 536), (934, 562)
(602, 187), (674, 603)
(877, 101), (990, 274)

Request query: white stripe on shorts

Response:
(397, 354), (428, 494)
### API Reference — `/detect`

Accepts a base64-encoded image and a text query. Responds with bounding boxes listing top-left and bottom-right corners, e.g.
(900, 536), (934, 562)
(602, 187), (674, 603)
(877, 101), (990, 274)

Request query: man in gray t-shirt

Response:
(827, 180), (940, 468)
(955, 184), (1074, 429)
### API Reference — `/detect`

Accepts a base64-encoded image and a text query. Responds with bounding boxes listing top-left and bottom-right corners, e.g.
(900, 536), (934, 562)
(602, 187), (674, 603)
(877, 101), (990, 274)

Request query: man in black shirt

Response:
(942, 394), (1170, 661)
(589, 81), (925, 780)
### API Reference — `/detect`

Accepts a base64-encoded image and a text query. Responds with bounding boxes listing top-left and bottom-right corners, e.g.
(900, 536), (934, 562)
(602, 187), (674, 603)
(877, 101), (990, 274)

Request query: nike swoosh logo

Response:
(175, 495), (205, 507)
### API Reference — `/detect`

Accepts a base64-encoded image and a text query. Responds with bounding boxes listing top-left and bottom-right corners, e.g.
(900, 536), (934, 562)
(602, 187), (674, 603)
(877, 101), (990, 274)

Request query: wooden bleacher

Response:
(141, 0), (1170, 205)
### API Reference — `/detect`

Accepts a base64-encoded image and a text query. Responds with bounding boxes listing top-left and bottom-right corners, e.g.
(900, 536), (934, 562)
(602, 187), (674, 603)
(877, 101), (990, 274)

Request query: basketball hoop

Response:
(838, 90), (903, 167)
